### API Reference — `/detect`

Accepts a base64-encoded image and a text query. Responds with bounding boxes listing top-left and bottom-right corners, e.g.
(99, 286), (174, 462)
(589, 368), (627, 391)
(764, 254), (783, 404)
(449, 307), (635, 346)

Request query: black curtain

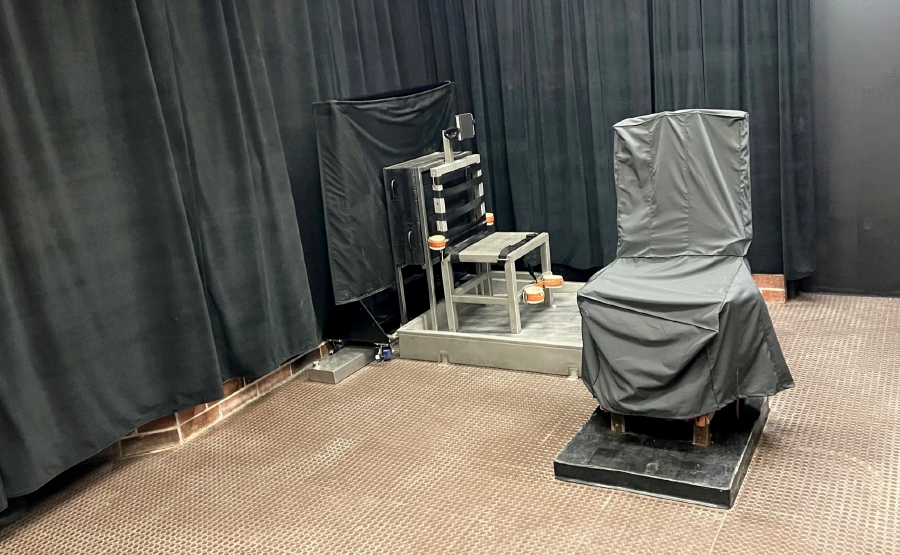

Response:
(136, 1), (319, 379)
(248, 0), (472, 327)
(463, 0), (814, 279)
(463, 0), (653, 269)
(0, 0), (318, 510)
(649, 0), (814, 279)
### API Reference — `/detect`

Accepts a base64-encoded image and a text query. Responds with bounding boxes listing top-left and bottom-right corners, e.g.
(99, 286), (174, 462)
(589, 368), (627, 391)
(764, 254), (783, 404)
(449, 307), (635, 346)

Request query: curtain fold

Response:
(461, 0), (652, 269)
(136, 0), (319, 379)
(0, 0), (225, 508)
(463, 0), (815, 277)
(0, 0), (320, 509)
(777, 0), (814, 280)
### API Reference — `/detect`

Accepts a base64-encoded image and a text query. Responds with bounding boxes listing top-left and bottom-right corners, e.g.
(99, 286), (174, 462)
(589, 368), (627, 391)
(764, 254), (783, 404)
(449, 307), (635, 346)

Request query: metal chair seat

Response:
(441, 231), (553, 334)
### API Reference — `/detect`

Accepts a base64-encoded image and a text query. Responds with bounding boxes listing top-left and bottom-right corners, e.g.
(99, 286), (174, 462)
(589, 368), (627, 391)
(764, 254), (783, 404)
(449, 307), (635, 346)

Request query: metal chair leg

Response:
(481, 263), (493, 306)
(484, 263), (494, 297)
(474, 264), (484, 296)
(441, 256), (458, 332)
(395, 266), (408, 324)
(539, 237), (554, 306)
(505, 260), (521, 333)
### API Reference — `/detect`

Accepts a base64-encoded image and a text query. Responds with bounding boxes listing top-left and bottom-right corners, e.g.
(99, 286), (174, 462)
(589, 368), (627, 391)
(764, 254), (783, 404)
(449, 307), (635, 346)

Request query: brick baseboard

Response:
(753, 274), (787, 303)
(89, 343), (330, 462)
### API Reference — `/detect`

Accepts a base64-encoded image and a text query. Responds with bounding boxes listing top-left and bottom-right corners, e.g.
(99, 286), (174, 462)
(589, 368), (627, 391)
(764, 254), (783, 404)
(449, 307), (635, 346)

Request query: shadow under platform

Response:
(554, 397), (769, 508)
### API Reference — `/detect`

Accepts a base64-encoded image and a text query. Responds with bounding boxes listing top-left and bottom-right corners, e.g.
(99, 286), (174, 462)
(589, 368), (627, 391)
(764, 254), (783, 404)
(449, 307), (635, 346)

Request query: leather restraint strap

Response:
(445, 226), (494, 263)
(497, 233), (540, 262)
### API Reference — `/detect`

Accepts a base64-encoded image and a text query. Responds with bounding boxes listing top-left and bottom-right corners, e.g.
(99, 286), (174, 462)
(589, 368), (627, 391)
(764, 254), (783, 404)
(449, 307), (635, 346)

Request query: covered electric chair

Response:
(578, 109), (794, 444)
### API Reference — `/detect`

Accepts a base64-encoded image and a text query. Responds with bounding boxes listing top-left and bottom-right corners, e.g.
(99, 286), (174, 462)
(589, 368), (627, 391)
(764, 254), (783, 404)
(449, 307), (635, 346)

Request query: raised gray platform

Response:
(397, 274), (582, 376)
(307, 347), (375, 384)
(554, 397), (769, 508)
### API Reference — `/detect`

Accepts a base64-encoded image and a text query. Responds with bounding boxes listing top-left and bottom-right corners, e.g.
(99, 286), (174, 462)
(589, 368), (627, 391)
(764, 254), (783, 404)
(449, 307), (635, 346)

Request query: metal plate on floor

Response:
(307, 347), (376, 384)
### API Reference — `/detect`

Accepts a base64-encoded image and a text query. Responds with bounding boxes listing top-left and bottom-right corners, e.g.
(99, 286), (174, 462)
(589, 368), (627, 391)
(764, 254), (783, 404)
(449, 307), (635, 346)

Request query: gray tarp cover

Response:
(578, 109), (794, 419)
(313, 83), (454, 304)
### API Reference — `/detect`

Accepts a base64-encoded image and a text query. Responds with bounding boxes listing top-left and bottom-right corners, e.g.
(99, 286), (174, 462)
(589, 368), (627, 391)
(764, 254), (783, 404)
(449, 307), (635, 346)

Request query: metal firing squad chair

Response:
(383, 114), (558, 335)
(429, 114), (556, 334)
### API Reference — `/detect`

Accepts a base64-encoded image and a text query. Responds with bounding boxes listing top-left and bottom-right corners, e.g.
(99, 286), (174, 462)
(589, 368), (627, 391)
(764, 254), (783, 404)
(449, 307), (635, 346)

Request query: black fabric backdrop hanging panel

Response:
(0, 0), (320, 508)
(0, 0), (225, 508)
(137, 0), (319, 379)
(313, 83), (454, 305)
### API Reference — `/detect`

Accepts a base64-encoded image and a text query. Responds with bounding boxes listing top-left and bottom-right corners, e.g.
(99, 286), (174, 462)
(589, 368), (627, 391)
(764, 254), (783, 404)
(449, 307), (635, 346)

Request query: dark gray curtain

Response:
(463, 0), (814, 279)
(249, 0), (472, 327)
(136, 0), (319, 379)
(650, 0), (814, 279)
(463, 0), (652, 268)
(0, 0), (318, 510)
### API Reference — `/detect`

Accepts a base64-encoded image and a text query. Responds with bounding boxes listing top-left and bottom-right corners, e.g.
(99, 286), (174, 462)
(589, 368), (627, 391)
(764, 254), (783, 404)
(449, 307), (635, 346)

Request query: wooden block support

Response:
(611, 413), (626, 433)
(692, 413), (714, 447)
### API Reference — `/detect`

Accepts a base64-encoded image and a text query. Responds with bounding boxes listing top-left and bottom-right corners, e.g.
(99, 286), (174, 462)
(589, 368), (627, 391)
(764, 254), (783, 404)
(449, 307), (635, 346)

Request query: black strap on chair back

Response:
(431, 162), (487, 247)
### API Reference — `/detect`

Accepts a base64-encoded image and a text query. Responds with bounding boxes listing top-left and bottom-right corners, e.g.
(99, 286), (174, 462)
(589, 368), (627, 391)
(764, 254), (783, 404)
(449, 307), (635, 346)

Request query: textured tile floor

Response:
(1, 293), (898, 554)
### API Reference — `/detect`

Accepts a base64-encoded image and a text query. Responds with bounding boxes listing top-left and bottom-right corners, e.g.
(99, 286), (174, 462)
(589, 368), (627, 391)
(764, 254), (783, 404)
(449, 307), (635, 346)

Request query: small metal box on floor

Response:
(554, 397), (770, 508)
(307, 347), (375, 385)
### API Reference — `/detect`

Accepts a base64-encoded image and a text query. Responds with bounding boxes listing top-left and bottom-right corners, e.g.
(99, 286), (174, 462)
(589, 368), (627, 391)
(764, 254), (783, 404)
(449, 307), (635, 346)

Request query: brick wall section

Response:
(89, 343), (330, 462)
(753, 274), (787, 303)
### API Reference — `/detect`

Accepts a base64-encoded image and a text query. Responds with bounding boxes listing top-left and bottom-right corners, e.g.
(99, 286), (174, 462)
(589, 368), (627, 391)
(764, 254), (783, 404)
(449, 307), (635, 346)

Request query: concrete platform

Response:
(554, 397), (769, 508)
(397, 275), (583, 376)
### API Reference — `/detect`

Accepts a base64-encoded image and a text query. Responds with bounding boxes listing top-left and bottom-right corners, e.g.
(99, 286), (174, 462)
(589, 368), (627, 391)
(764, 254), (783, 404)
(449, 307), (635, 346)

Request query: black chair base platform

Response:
(553, 397), (769, 508)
